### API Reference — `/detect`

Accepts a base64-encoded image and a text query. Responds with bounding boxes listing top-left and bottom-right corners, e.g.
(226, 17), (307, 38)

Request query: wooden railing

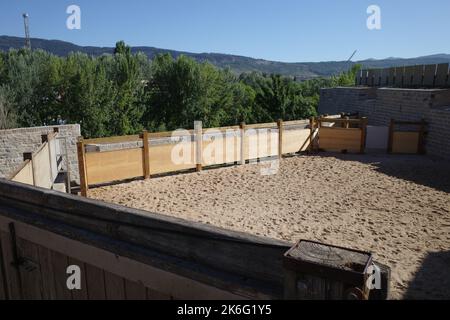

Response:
(77, 120), (312, 196)
(356, 63), (450, 88)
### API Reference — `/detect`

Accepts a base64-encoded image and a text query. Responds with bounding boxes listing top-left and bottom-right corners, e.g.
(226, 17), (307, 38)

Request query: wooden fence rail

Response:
(356, 63), (450, 88)
(77, 119), (312, 196)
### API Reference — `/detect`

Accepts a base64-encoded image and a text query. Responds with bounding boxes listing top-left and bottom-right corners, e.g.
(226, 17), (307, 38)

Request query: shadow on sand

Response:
(404, 250), (450, 299)
(312, 152), (450, 194)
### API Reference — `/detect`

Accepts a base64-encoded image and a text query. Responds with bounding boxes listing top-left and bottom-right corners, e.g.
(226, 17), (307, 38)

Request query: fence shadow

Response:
(404, 250), (450, 299)
(313, 153), (450, 194)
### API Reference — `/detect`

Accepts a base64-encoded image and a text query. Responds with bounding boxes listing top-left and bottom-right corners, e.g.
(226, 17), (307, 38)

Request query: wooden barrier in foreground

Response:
(0, 179), (390, 300)
(77, 119), (312, 196)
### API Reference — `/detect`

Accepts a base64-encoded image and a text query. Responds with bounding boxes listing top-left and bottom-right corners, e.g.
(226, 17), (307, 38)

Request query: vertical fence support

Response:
(195, 121), (203, 172)
(23, 152), (35, 186)
(309, 117), (315, 152)
(76, 138), (88, 197)
(360, 117), (368, 154)
(240, 122), (246, 165)
(277, 119), (283, 159)
(142, 130), (150, 179)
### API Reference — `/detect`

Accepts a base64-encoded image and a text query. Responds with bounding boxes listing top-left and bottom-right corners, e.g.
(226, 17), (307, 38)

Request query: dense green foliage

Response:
(0, 42), (359, 137)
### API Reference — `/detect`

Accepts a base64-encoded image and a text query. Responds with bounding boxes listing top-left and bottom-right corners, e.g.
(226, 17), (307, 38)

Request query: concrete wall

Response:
(0, 124), (80, 183)
(318, 87), (450, 160)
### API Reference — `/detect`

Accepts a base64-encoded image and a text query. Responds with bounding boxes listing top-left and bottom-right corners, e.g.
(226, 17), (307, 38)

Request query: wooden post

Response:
(76, 138), (88, 197)
(277, 119), (283, 159)
(195, 121), (203, 172)
(309, 117), (315, 152)
(387, 119), (394, 154)
(240, 122), (246, 165)
(345, 116), (350, 129)
(23, 152), (35, 186)
(142, 130), (150, 179)
(359, 117), (368, 154)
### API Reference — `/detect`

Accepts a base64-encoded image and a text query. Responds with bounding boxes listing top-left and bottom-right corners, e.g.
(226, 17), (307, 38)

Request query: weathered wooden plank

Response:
(124, 279), (147, 300)
(104, 271), (126, 300)
(68, 257), (88, 300)
(0, 180), (290, 296)
(50, 250), (72, 300)
(0, 230), (22, 299)
(146, 287), (172, 300)
(395, 67), (404, 87)
(16, 238), (43, 299)
(85, 264), (106, 300)
(403, 66), (416, 88)
(32, 143), (52, 189)
(85, 148), (144, 185)
(423, 64), (436, 87)
(435, 63), (449, 87)
(0, 235), (7, 299)
(37, 246), (57, 299)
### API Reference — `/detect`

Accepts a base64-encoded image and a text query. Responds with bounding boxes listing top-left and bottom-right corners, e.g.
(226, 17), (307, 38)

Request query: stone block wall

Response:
(318, 87), (450, 160)
(0, 124), (81, 183)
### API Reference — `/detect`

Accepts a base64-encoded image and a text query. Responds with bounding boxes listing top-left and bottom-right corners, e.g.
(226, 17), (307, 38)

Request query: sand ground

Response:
(89, 154), (450, 300)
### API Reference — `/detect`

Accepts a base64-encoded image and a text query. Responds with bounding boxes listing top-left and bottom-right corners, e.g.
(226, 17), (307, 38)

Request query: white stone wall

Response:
(0, 124), (81, 183)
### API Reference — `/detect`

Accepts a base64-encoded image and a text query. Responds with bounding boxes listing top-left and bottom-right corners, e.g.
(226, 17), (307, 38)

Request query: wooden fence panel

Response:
(423, 64), (436, 87)
(37, 246), (57, 299)
(85, 148), (144, 185)
(244, 129), (278, 161)
(412, 65), (424, 87)
(48, 136), (58, 182)
(391, 132), (420, 154)
(0, 230), (22, 299)
(435, 63), (449, 87)
(0, 235), (7, 299)
(149, 141), (196, 175)
(16, 238), (44, 300)
(202, 131), (241, 166)
(124, 279), (147, 300)
(32, 143), (52, 189)
(395, 67), (404, 87)
(11, 161), (33, 186)
(282, 128), (311, 153)
(403, 66), (416, 88)
(319, 127), (362, 153)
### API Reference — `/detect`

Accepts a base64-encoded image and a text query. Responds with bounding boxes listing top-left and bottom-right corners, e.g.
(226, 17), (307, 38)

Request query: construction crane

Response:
(22, 13), (31, 49)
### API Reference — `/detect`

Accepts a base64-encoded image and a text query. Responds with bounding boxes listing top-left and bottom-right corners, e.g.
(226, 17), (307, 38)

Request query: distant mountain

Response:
(1, 35), (450, 80)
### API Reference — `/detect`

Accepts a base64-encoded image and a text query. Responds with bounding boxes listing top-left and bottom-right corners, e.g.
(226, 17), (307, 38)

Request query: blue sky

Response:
(1, 0), (449, 62)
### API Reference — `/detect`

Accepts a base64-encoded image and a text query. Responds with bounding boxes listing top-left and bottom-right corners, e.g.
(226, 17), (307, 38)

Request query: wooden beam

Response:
(195, 121), (203, 172)
(142, 130), (150, 179)
(277, 119), (283, 158)
(309, 117), (315, 152)
(240, 122), (246, 165)
(76, 138), (88, 197)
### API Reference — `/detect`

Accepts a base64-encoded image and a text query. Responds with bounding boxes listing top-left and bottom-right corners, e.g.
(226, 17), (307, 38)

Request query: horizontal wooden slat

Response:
(86, 148), (144, 185)
(84, 135), (141, 145)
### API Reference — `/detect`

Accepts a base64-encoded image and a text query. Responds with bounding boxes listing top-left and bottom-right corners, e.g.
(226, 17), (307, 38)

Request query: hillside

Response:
(1, 35), (450, 80)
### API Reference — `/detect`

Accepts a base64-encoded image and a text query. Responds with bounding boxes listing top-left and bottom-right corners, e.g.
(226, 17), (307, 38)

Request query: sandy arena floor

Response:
(89, 154), (450, 300)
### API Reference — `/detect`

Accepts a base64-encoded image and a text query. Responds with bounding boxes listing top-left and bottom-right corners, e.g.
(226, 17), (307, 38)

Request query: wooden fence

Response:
(77, 120), (312, 196)
(311, 117), (368, 153)
(388, 120), (427, 154)
(0, 179), (290, 300)
(356, 63), (450, 88)
(8, 131), (66, 191)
